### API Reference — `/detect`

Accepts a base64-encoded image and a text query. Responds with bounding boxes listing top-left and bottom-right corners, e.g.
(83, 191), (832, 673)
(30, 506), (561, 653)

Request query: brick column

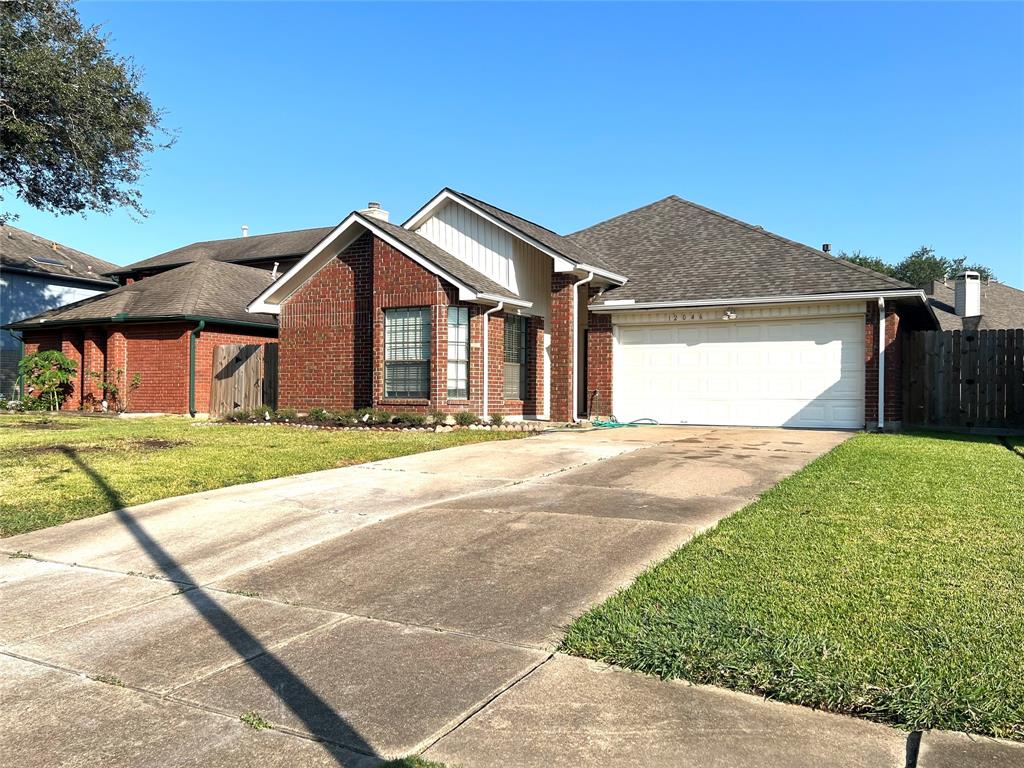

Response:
(549, 273), (577, 422)
(60, 330), (84, 410)
(864, 301), (902, 429)
(586, 305), (613, 419)
(106, 328), (128, 409)
(81, 329), (106, 408)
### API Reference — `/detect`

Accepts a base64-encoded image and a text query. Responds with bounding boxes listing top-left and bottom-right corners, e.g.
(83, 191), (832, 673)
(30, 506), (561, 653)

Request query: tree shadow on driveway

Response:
(57, 446), (378, 765)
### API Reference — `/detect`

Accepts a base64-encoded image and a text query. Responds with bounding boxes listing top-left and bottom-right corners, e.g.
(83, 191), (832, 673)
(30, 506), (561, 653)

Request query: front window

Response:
(503, 314), (528, 400)
(447, 306), (469, 399)
(384, 307), (431, 399)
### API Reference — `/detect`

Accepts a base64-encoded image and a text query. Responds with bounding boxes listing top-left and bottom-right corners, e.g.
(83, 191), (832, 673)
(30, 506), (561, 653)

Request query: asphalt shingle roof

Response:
(365, 215), (522, 302)
(106, 226), (334, 276)
(7, 261), (277, 329)
(0, 224), (116, 285)
(451, 190), (621, 275)
(923, 279), (1024, 331)
(568, 196), (914, 305)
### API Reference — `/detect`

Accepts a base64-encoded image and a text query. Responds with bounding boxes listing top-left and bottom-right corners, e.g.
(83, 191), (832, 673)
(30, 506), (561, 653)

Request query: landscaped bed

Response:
(561, 432), (1024, 740)
(0, 413), (528, 537)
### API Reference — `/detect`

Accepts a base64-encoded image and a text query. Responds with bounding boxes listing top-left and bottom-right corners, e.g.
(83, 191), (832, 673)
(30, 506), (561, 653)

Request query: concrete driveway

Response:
(1, 425), (931, 767)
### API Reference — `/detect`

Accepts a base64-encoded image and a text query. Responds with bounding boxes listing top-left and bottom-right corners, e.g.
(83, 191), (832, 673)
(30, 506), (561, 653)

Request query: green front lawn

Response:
(0, 413), (526, 537)
(561, 432), (1024, 740)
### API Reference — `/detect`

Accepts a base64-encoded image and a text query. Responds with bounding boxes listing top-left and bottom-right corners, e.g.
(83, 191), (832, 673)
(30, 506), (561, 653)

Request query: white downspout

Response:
(877, 296), (885, 431)
(572, 271), (595, 422)
(482, 302), (504, 420)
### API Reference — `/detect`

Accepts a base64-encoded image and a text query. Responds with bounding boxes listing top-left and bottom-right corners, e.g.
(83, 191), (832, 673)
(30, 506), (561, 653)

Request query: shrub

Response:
(275, 407), (297, 422)
(309, 407), (329, 422)
(454, 411), (478, 427)
(18, 350), (77, 411)
(353, 408), (393, 425)
(396, 412), (427, 427)
(490, 414), (504, 426)
(87, 368), (141, 413)
(331, 409), (360, 426)
(252, 404), (274, 421)
(225, 408), (250, 422)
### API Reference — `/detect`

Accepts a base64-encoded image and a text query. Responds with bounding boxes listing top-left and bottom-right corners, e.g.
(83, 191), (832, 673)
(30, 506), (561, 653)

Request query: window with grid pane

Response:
(503, 315), (528, 400)
(384, 307), (431, 399)
(447, 306), (469, 399)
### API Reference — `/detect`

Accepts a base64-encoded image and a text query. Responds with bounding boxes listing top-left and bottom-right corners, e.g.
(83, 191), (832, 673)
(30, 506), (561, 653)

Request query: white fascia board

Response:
(247, 211), (531, 315)
(589, 289), (927, 312)
(405, 188), (628, 286)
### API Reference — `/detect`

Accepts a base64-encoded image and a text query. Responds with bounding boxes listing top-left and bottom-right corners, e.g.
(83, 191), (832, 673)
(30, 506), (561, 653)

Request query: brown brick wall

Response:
(279, 233), (373, 411)
(864, 300), (903, 426)
(278, 233), (548, 418)
(122, 324), (189, 413)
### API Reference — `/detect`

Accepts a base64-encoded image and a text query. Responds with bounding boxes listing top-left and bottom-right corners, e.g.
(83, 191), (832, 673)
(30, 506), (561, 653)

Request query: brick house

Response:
(252, 192), (936, 429)
(7, 260), (278, 415)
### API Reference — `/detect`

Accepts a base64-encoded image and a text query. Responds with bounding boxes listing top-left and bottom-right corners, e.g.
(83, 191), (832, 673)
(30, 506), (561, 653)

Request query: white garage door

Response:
(613, 316), (865, 428)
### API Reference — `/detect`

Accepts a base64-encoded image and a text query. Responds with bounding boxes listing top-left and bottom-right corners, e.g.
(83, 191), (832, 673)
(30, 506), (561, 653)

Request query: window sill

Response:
(381, 398), (430, 405)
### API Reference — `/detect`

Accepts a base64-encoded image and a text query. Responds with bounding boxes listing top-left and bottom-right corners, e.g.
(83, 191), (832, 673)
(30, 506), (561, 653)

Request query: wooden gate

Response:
(209, 343), (278, 418)
(903, 329), (1024, 430)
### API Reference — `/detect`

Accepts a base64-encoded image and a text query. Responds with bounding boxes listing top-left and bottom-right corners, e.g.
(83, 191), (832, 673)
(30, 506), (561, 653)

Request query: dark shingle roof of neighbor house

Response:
(568, 196), (915, 306)
(0, 224), (117, 285)
(106, 226), (334, 276)
(364, 214), (522, 302)
(7, 261), (278, 329)
(922, 279), (1024, 331)
(451, 190), (621, 275)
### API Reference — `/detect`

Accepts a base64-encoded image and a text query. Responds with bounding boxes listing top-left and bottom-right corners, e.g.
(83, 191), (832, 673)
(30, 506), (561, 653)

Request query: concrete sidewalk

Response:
(4, 426), (1017, 767)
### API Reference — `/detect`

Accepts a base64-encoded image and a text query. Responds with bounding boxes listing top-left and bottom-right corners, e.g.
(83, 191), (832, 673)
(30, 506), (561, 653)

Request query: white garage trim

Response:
(611, 302), (866, 429)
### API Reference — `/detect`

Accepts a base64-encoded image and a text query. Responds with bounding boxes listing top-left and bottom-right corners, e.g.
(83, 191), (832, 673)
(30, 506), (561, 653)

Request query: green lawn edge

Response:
(560, 431), (1024, 740)
(0, 413), (526, 537)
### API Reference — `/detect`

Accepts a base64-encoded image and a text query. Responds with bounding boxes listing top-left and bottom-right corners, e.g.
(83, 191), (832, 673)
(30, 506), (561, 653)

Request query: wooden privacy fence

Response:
(903, 329), (1024, 429)
(209, 343), (278, 418)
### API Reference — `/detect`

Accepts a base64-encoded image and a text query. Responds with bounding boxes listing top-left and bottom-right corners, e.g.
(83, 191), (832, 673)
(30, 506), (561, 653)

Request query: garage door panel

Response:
(613, 316), (865, 428)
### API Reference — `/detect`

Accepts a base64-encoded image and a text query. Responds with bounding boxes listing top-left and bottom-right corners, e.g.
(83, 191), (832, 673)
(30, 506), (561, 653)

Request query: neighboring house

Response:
(6, 261), (278, 415)
(6, 225), (329, 414)
(252, 191), (936, 430)
(106, 226), (332, 285)
(921, 273), (1024, 331)
(0, 224), (117, 398)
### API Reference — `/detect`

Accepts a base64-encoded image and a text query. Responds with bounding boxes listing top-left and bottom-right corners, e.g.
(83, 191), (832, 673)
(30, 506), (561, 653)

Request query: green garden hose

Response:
(591, 417), (660, 428)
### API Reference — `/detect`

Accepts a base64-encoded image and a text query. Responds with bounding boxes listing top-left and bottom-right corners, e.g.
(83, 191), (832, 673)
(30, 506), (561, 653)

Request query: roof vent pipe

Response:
(360, 201), (389, 222)
(955, 271), (981, 317)
(241, 225), (249, 238)
(822, 243), (831, 253)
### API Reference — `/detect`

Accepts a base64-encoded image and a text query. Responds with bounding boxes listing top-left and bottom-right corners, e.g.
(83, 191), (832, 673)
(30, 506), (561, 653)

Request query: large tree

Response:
(840, 245), (996, 286)
(893, 246), (996, 285)
(836, 249), (897, 278)
(0, 0), (168, 222)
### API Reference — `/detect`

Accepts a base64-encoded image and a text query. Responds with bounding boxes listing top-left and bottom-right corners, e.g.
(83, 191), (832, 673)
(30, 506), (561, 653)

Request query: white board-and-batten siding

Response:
(415, 201), (551, 316)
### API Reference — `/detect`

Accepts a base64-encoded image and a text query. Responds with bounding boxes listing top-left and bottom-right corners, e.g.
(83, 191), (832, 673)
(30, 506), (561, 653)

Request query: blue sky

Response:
(6, 1), (1023, 287)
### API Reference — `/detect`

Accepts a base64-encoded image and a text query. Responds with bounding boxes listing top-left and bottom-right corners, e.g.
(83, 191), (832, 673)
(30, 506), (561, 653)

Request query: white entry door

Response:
(612, 315), (865, 428)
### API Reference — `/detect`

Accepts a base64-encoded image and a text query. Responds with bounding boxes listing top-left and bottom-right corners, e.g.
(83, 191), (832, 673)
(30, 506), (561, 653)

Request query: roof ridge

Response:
(176, 261), (211, 314)
(660, 195), (912, 290)
(448, 188), (609, 269)
(568, 195), (679, 237)
(188, 225), (333, 248)
(451, 189), (565, 238)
